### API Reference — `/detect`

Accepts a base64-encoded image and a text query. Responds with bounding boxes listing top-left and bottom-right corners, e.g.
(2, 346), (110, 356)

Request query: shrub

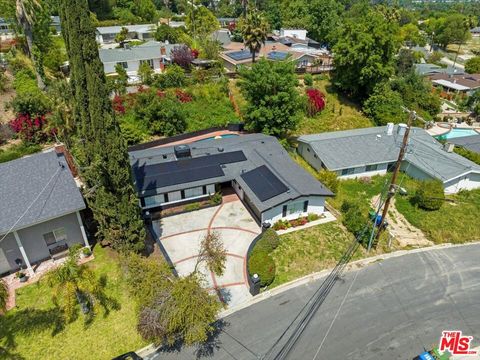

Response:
(152, 65), (188, 89)
(9, 114), (52, 143)
(317, 169), (339, 193)
(304, 73), (313, 87)
(120, 121), (145, 145)
(272, 219), (290, 230)
(171, 45), (194, 69)
(175, 89), (192, 103)
(112, 95), (126, 114)
(248, 249), (275, 287)
(411, 179), (445, 210)
(307, 213), (320, 222)
(306, 88), (326, 116)
(184, 202), (200, 211)
(209, 192), (222, 205)
(341, 201), (367, 235)
(257, 228), (280, 252)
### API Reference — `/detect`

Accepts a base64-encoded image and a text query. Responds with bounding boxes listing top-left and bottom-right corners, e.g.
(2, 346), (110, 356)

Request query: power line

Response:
(311, 268), (362, 360)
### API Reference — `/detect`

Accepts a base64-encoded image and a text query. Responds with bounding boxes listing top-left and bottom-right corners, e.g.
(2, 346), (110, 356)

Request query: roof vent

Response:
(443, 142), (455, 153)
(397, 123), (408, 136)
(162, 154), (167, 159)
(174, 144), (191, 159)
(376, 134), (382, 140)
(386, 122), (394, 136)
(218, 147), (224, 152)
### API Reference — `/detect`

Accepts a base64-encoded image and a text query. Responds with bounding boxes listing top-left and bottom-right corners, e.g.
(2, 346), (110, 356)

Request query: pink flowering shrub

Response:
(9, 114), (53, 143)
(112, 95), (126, 114)
(306, 88), (326, 116)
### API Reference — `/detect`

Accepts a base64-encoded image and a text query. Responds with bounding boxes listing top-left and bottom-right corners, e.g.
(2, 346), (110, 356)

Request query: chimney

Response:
(386, 122), (394, 136)
(54, 143), (78, 177)
(443, 142), (455, 153)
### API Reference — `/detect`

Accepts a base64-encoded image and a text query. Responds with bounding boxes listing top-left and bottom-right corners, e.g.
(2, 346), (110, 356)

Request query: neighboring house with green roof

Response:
(298, 125), (480, 194)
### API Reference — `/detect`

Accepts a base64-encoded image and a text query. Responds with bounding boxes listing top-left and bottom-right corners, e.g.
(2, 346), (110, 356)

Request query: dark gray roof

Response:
(448, 135), (480, 154)
(129, 134), (333, 212)
(0, 150), (85, 235)
(298, 126), (480, 182)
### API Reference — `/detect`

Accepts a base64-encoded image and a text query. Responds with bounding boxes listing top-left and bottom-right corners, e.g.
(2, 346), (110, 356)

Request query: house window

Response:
(140, 59), (154, 69)
(286, 202), (304, 216)
(366, 164), (378, 172)
(43, 228), (67, 246)
(341, 168), (355, 176)
(117, 61), (128, 69)
(144, 194), (165, 207)
(184, 186), (204, 198)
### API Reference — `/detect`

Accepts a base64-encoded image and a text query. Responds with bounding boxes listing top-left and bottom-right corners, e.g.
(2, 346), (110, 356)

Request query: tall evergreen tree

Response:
(59, 0), (145, 252)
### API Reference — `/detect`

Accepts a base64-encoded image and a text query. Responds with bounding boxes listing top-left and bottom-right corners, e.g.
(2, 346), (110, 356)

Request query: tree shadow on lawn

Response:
(0, 307), (66, 359)
(154, 319), (229, 359)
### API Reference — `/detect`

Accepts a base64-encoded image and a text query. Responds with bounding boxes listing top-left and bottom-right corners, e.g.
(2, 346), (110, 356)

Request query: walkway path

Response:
(372, 195), (432, 247)
(156, 197), (261, 307)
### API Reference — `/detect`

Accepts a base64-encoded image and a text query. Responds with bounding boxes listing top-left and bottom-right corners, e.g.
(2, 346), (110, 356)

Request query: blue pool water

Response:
(435, 128), (479, 140)
(195, 134), (239, 142)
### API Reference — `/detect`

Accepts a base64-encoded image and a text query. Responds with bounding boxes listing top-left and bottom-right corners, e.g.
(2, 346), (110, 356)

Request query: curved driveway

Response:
(156, 197), (261, 307)
(148, 242), (480, 360)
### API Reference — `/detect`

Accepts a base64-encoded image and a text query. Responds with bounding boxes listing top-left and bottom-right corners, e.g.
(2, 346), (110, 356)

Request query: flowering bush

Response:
(112, 95), (126, 114)
(175, 89), (192, 103)
(306, 88), (326, 116)
(191, 49), (199, 58)
(9, 114), (53, 143)
(272, 214), (321, 231)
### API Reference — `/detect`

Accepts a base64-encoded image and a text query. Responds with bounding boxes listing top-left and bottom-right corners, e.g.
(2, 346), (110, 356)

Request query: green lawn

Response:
(271, 222), (366, 287)
(0, 246), (147, 360)
(395, 188), (480, 244)
(296, 78), (374, 135)
(329, 175), (480, 245)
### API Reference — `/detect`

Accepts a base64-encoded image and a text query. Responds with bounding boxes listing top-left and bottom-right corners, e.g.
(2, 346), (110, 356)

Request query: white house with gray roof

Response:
(99, 41), (179, 75)
(129, 134), (333, 225)
(96, 24), (156, 45)
(0, 150), (89, 275)
(298, 125), (480, 194)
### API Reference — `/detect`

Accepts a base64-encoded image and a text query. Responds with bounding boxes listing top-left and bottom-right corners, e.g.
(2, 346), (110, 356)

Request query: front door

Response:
(0, 248), (10, 274)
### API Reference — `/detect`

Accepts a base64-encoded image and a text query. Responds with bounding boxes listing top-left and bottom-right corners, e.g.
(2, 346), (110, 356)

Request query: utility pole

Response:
(375, 110), (416, 241)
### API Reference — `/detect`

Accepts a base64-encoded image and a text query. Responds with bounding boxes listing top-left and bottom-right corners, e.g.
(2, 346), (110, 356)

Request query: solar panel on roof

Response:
(133, 151), (247, 191)
(241, 165), (288, 202)
(267, 51), (289, 60)
(227, 50), (253, 61)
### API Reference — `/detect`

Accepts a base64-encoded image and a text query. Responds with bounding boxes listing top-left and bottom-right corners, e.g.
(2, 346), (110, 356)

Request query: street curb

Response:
(137, 240), (480, 358)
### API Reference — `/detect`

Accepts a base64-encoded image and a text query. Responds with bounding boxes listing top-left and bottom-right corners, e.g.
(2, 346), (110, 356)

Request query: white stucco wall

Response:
(444, 172), (480, 193)
(280, 29), (307, 40)
(103, 58), (162, 75)
(337, 163), (389, 180)
(401, 162), (434, 181)
(297, 142), (323, 171)
(261, 196), (326, 224)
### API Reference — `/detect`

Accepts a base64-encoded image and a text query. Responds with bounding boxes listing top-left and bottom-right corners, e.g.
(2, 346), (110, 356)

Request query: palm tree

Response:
(15, 0), (45, 89)
(0, 279), (8, 314)
(47, 247), (113, 323)
(241, 9), (269, 64)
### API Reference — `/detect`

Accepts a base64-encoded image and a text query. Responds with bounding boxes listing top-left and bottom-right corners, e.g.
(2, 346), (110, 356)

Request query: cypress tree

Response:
(59, 0), (145, 252)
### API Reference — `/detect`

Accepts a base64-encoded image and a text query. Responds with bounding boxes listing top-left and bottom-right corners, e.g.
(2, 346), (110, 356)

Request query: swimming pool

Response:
(195, 134), (239, 142)
(435, 128), (479, 140)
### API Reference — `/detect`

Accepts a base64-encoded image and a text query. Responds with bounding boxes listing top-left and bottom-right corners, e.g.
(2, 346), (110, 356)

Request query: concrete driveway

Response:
(155, 195), (261, 307)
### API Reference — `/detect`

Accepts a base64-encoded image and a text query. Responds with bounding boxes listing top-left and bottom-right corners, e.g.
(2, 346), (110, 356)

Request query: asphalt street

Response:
(148, 243), (480, 360)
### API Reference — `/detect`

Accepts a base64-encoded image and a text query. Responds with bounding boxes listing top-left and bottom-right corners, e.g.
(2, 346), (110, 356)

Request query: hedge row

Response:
(248, 229), (280, 287)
